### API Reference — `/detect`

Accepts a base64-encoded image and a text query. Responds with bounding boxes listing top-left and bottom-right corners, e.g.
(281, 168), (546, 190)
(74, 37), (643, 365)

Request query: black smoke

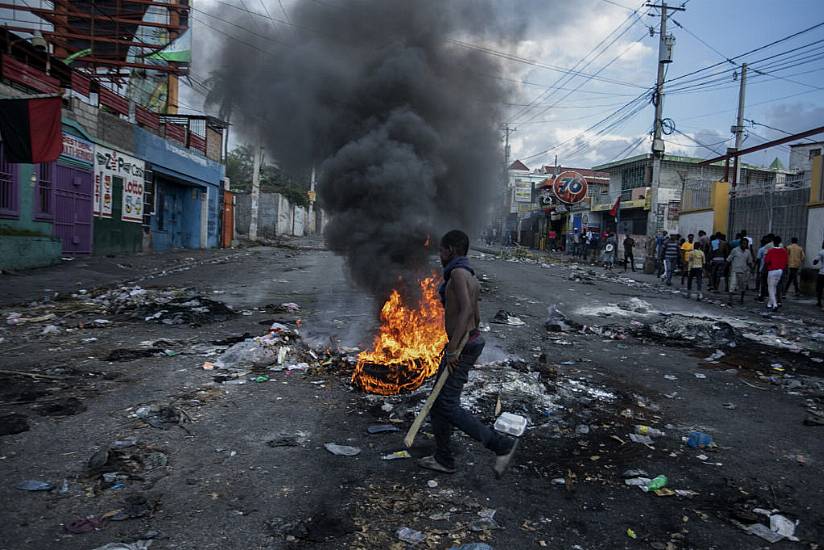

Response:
(206, 0), (516, 298)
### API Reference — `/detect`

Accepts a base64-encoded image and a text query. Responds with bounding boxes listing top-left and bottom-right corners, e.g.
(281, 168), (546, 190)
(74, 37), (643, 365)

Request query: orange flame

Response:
(352, 276), (448, 395)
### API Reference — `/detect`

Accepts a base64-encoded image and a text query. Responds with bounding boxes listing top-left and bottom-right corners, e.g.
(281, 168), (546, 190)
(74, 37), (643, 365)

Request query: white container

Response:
(494, 412), (527, 437)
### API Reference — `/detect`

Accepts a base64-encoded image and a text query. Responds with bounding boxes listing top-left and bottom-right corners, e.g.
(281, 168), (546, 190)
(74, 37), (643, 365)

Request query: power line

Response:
(607, 133), (649, 163)
(517, 27), (650, 125)
(519, 90), (652, 161)
(449, 38), (648, 90)
(508, 4), (644, 121)
(665, 19), (824, 84)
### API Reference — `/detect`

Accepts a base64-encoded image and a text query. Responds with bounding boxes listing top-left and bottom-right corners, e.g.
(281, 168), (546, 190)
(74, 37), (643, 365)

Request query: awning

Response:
(150, 163), (209, 189)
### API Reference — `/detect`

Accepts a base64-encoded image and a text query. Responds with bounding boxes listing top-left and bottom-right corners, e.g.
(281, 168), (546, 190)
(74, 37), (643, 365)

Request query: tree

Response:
(225, 145), (310, 207)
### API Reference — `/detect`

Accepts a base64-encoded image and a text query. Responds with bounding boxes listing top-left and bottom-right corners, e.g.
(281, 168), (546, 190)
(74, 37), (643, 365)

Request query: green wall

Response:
(0, 235), (62, 270)
(0, 163), (62, 269)
(92, 177), (143, 256)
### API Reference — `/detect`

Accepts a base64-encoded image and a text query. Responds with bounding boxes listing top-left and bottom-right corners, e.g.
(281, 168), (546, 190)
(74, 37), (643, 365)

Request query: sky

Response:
(180, 0), (824, 169)
(2, 0), (822, 169)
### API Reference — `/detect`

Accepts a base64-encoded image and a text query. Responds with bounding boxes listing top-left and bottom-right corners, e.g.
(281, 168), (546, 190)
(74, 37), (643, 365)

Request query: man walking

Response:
(709, 232), (730, 292)
(663, 234), (680, 286)
(602, 232), (617, 270)
(655, 230), (668, 276)
(727, 239), (753, 304)
(756, 235), (774, 301)
(419, 230), (517, 477)
(680, 234), (695, 286)
(764, 235), (787, 310)
(785, 237), (805, 297)
(686, 243), (706, 300)
(623, 234), (636, 272)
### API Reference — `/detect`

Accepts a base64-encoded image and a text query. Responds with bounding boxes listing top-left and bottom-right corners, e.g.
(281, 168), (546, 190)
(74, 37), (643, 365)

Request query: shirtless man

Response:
(418, 230), (517, 477)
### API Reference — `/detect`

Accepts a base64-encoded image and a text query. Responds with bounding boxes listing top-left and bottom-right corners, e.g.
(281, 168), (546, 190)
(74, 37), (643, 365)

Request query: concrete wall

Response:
(0, 236), (62, 270)
(234, 191), (310, 238)
(678, 210), (713, 238)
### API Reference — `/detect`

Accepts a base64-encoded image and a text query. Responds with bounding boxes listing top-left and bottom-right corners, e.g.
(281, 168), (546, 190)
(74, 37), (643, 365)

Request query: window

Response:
(34, 162), (54, 219)
(810, 148), (821, 160)
(0, 143), (18, 218)
(143, 170), (155, 227)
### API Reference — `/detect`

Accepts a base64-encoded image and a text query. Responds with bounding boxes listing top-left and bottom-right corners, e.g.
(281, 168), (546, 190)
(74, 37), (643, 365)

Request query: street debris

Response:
(16, 480), (54, 491)
(381, 450), (412, 460)
(324, 443), (361, 456)
(367, 424), (400, 434)
(267, 432), (309, 447)
(544, 305), (579, 332)
(686, 431), (714, 448)
(396, 526), (426, 545)
(493, 412), (527, 436)
(490, 310), (525, 326)
(90, 542), (153, 550)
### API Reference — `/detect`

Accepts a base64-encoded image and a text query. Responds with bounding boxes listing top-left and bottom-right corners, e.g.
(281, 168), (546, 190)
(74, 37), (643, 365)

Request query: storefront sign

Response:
(513, 180), (533, 203)
(552, 171), (588, 204)
(94, 145), (145, 223)
(62, 133), (94, 164)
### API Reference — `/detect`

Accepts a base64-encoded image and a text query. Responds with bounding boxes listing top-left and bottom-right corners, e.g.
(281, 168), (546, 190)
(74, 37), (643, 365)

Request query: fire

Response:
(352, 276), (448, 395)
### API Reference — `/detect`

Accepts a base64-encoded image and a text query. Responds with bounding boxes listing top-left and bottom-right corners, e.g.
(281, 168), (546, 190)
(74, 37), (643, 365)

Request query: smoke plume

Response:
(207, 0), (513, 298)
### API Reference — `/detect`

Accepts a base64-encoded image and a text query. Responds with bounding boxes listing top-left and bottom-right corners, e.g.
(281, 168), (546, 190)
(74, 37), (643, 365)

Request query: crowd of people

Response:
(485, 225), (824, 311)
(653, 229), (824, 310)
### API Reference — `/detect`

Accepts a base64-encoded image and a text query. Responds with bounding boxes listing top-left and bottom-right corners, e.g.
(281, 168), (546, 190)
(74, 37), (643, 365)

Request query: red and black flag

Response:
(608, 195), (621, 218)
(0, 97), (62, 163)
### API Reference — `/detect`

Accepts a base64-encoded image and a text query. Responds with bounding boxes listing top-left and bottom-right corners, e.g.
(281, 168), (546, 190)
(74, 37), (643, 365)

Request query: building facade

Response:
(0, 29), (227, 270)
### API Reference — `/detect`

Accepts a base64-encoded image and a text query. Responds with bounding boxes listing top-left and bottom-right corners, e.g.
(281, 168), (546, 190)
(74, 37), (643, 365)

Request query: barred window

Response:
(0, 144), (18, 218)
(35, 162), (54, 218)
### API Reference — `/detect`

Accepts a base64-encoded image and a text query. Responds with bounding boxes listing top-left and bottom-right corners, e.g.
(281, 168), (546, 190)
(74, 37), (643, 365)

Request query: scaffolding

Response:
(0, 0), (190, 111)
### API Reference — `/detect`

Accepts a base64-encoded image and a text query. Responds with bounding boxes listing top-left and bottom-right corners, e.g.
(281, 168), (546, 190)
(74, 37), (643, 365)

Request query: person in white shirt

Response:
(814, 239), (824, 308)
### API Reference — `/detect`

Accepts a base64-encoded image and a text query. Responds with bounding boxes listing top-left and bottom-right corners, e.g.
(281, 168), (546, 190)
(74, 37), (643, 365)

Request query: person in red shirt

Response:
(547, 229), (558, 252)
(764, 235), (788, 310)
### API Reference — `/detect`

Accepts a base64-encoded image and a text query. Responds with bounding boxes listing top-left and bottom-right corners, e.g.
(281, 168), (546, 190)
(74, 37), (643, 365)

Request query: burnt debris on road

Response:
(0, 242), (822, 549)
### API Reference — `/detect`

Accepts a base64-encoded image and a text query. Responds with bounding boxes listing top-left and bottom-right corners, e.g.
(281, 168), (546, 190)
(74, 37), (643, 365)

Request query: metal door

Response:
(53, 165), (93, 254)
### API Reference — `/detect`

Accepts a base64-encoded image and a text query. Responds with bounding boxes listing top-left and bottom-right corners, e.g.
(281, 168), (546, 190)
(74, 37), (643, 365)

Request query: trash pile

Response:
(490, 309), (525, 326)
(345, 482), (502, 548)
(88, 286), (235, 325)
(205, 321), (356, 385)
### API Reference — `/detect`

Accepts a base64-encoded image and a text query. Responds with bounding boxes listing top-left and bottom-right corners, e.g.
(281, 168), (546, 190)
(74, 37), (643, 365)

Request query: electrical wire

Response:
(665, 20), (824, 84)
(507, 3), (647, 123)
(517, 28), (651, 125)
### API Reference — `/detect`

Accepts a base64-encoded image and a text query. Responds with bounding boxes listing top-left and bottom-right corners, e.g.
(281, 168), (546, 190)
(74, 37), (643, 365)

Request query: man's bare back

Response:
(444, 267), (480, 352)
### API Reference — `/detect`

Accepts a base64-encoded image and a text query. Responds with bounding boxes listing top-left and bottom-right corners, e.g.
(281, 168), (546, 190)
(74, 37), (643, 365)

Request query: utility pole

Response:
(249, 144), (263, 241)
(645, 2), (684, 242)
(729, 63), (748, 235)
(732, 63), (748, 185)
(501, 123), (516, 243)
(308, 165), (317, 234)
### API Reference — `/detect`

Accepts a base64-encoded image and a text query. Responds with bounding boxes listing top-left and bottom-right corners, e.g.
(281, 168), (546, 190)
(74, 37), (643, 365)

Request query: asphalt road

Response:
(0, 243), (822, 549)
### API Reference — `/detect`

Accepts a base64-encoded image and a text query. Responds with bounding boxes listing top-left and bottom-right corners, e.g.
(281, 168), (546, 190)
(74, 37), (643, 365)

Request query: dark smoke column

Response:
(208, 0), (507, 298)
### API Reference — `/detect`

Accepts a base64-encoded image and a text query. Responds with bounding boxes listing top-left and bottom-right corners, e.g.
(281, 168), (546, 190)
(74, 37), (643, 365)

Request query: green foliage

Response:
(225, 145), (311, 208)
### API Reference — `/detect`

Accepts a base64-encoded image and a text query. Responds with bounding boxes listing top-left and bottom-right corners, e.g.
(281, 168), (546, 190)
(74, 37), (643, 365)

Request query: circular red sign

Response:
(552, 171), (588, 204)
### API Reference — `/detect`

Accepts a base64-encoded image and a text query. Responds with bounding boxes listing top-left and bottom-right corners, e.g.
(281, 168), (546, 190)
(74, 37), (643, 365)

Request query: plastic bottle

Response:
(396, 527), (425, 545)
(646, 475), (668, 491)
(635, 425), (666, 438)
